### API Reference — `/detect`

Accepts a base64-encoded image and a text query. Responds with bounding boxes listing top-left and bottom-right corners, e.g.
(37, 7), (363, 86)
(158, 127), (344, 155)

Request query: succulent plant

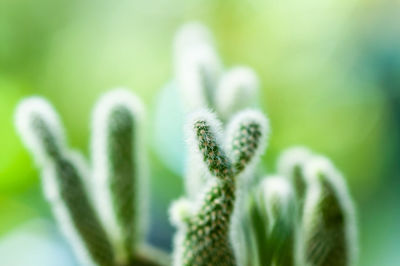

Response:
(170, 23), (358, 266)
(169, 109), (269, 266)
(14, 22), (358, 266)
(15, 90), (169, 266)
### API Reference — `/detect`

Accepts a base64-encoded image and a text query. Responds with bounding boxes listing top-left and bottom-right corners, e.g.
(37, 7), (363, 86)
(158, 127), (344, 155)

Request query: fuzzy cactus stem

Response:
(92, 89), (145, 264)
(181, 116), (235, 266)
(15, 98), (115, 266)
(301, 156), (357, 266)
(194, 119), (233, 179)
(172, 110), (268, 266)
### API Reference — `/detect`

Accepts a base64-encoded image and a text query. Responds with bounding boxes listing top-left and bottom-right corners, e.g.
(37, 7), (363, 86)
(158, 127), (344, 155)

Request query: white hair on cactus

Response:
(303, 156), (354, 210)
(184, 148), (208, 200)
(277, 146), (313, 179)
(169, 197), (193, 227)
(174, 23), (222, 111)
(259, 175), (295, 223)
(42, 150), (96, 266)
(302, 155), (358, 266)
(184, 109), (224, 179)
(184, 109), (232, 215)
(173, 22), (214, 53)
(91, 88), (146, 263)
(171, 228), (185, 266)
(216, 66), (259, 120)
(225, 109), (270, 175)
(15, 97), (66, 165)
(169, 197), (195, 266)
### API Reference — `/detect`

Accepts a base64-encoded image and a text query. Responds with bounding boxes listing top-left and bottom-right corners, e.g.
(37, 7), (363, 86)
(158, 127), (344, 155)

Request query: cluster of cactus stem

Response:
(15, 90), (169, 266)
(14, 22), (358, 266)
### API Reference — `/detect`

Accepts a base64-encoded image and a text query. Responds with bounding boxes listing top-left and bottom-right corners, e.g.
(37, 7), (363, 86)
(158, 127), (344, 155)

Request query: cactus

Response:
(235, 148), (358, 266)
(174, 23), (258, 122)
(173, 23), (260, 202)
(173, 22), (222, 112)
(300, 156), (358, 266)
(15, 90), (169, 266)
(14, 22), (359, 266)
(170, 22), (358, 266)
(170, 109), (269, 266)
(259, 176), (297, 266)
(91, 90), (146, 264)
(238, 176), (296, 266)
(215, 67), (259, 122)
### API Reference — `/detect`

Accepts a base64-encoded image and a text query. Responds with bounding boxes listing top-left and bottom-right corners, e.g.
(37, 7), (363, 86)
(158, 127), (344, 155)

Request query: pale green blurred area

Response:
(1, 0), (400, 265)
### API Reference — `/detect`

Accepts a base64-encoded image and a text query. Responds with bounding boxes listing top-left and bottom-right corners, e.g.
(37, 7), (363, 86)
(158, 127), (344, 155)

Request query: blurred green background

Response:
(1, 0), (400, 265)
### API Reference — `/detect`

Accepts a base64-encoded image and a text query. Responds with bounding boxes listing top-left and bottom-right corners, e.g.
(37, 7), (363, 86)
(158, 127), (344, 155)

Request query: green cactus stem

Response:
(91, 90), (147, 264)
(171, 109), (268, 266)
(301, 156), (357, 266)
(15, 97), (115, 266)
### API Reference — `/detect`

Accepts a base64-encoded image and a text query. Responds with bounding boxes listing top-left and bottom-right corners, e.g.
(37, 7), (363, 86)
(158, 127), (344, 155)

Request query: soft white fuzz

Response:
(173, 22), (214, 54)
(169, 198), (193, 227)
(184, 109), (224, 199)
(184, 148), (209, 200)
(216, 66), (259, 120)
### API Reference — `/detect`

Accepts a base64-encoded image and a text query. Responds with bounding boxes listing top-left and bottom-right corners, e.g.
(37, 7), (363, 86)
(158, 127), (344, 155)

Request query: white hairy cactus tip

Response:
(226, 109), (270, 176)
(302, 155), (358, 266)
(91, 88), (146, 263)
(183, 109), (222, 200)
(259, 176), (295, 223)
(169, 198), (193, 227)
(277, 146), (313, 179)
(216, 66), (259, 120)
(174, 22), (214, 53)
(174, 23), (222, 111)
(277, 146), (313, 201)
(185, 109), (224, 164)
(15, 96), (66, 165)
(303, 156), (355, 212)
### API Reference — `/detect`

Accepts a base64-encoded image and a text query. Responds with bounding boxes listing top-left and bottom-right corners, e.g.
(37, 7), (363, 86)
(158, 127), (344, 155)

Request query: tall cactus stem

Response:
(92, 89), (147, 264)
(15, 97), (115, 266)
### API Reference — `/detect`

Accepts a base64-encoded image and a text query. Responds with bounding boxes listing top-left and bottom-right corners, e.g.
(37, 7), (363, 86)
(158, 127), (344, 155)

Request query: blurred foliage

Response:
(1, 0), (400, 265)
